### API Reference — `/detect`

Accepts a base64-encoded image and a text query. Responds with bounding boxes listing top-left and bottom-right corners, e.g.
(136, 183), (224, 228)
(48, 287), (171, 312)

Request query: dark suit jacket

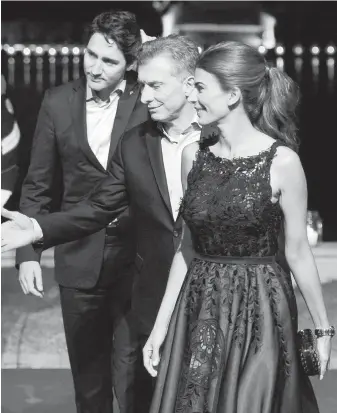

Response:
(36, 120), (210, 333)
(34, 120), (289, 333)
(16, 73), (149, 289)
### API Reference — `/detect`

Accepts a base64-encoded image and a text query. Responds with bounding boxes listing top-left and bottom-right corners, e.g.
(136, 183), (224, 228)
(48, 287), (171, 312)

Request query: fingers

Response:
(143, 342), (158, 377)
(1, 234), (22, 252)
(320, 356), (330, 380)
(152, 345), (160, 370)
(1, 230), (35, 253)
(35, 268), (44, 294)
(26, 273), (43, 298)
(19, 276), (28, 294)
(1, 207), (15, 220)
(317, 336), (332, 380)
(18, 264), (43, 298)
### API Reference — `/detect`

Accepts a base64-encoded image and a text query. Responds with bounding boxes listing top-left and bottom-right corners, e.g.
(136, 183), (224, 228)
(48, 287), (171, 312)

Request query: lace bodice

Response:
(180, 140), (283, 257)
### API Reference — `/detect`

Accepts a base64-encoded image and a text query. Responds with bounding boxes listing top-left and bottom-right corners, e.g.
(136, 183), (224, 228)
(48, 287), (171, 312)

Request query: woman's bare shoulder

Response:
(272, 145), (306, 192)
(274, 145), (301, 170)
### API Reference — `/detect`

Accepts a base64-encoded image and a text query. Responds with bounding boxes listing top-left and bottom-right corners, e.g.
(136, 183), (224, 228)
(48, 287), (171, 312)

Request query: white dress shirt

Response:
(86, 80), (126, 169)
(159, 118), (201, 220)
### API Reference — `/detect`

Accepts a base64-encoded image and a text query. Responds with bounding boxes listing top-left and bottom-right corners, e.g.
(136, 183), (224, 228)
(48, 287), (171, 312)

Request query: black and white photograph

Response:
(1, 1), (337, 412)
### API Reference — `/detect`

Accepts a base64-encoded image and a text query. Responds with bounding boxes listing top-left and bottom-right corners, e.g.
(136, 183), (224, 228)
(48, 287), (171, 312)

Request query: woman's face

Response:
(188, 68), (232, 126)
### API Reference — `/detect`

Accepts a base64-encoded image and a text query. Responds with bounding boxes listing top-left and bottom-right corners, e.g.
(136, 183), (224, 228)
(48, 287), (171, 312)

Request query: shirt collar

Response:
(86, 79), (126, 105)
(158, 112), (201, 144)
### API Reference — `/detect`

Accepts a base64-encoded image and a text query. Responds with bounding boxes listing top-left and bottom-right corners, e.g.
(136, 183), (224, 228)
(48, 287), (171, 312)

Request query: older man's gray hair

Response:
(138, 35), (200, 78)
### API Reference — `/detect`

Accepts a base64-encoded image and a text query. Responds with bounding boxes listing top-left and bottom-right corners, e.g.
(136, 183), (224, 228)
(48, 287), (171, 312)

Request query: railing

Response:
(1, 43), (336, 94)
(1, 44), (85, 92)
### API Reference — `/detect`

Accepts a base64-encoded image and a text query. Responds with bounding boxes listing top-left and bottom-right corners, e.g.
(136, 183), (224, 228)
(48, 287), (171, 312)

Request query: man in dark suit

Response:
(1, 35), (203, 412)
(13, 10), (148, 413)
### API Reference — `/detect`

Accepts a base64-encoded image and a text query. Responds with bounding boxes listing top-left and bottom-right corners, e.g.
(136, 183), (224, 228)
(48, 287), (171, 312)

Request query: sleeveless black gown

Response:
(149, 140), (319, 413)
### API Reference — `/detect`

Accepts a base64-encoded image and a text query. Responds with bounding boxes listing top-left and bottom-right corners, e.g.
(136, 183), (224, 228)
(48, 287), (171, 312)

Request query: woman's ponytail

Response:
(255, 67), (301, 152)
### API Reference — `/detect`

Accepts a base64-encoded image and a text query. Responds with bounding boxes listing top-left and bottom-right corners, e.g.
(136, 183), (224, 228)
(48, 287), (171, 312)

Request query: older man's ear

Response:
(184, 76), (195, 98)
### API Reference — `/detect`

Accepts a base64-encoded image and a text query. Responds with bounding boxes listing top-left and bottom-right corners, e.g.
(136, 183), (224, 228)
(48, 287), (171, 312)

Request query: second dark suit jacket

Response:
(36, 120), (210, 333)
(16, 73), (149, 289)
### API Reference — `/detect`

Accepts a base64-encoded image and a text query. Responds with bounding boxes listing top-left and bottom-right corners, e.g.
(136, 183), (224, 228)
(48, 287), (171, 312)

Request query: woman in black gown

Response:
(143, 41), (334, 413)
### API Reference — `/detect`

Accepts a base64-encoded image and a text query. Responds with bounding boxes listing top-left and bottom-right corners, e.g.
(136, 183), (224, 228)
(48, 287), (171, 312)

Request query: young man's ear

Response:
(183, 76), (195, 97)
(126, 61), (138, 72)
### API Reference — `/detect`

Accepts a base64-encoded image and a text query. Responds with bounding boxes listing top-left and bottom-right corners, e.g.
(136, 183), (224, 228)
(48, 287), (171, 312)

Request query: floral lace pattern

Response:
(180, 140), (283, 257)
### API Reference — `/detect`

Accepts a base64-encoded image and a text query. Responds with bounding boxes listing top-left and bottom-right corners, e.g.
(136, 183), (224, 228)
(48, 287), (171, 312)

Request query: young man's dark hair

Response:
(89, 10), (142, 65)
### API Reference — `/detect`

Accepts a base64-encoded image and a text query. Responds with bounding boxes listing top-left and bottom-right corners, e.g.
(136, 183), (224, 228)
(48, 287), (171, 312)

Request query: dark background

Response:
(2, 1), (337, 239)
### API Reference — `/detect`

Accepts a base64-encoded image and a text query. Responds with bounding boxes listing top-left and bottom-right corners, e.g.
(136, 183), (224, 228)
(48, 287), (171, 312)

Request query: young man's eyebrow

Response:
(86, 48), (119, 64)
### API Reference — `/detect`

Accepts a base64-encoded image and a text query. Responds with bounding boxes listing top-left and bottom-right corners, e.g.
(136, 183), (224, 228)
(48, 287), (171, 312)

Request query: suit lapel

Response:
(70, 78), (106, 173)
(108, 72), (140, 162)
(145, 128), (173, 220)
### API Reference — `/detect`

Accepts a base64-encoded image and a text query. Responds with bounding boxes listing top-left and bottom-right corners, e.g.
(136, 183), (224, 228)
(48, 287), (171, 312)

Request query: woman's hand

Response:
(316, 336), (332, 380)
(143, 327), (167, 377)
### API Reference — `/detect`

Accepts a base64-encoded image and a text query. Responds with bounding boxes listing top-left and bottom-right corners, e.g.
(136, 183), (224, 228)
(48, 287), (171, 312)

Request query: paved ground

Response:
(1, 243), (337, 412)
(2, 369), (336, 413)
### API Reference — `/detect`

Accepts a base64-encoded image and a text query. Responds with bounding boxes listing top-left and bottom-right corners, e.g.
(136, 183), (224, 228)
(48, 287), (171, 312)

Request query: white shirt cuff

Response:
(30, 218), (44, 242)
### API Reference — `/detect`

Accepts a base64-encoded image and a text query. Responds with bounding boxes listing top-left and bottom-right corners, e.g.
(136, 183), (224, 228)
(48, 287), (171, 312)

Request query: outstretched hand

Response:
(1, 208), (36, 253)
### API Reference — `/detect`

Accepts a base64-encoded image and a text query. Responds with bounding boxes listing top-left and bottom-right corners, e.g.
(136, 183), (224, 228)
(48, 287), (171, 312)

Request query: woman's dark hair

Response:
(88, 10), (141, 65)
(197, 41), (301, 151)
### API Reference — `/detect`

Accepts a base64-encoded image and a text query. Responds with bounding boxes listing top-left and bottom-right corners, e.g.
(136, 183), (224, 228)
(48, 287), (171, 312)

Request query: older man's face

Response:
(138, 54), (188, 122)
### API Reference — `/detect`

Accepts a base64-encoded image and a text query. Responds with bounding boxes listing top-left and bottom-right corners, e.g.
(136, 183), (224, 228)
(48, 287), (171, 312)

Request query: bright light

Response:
(48, 48), (56, 56)
(35, 46), (44, 55)
(72, 47), (80, 55)
(14, 44), (24, 52)
(327, 57), (335, 68)
(293, 45), (303, 56)
(275, 45), (285, 56)
(311, 57), (319, 67)
(258, 45), (266, 54)
(311, 46), (320, 55)
(61, 47), (69, 55)
(7, 46), (15, 55)
(23, 47), (31, 56)
(326, 45), (335, 55)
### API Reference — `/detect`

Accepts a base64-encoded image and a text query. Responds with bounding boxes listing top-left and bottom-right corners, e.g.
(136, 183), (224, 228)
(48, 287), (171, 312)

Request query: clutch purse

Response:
(297, 329), (320, 376)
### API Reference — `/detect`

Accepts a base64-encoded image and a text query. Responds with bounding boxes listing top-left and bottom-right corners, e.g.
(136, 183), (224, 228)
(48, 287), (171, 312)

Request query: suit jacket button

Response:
(173, 230), (179, 237)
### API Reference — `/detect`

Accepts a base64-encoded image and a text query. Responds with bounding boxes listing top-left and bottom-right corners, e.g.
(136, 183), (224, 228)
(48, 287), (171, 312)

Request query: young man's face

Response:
(138, 54), (190, 123)
(84, 32), (128, 92)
